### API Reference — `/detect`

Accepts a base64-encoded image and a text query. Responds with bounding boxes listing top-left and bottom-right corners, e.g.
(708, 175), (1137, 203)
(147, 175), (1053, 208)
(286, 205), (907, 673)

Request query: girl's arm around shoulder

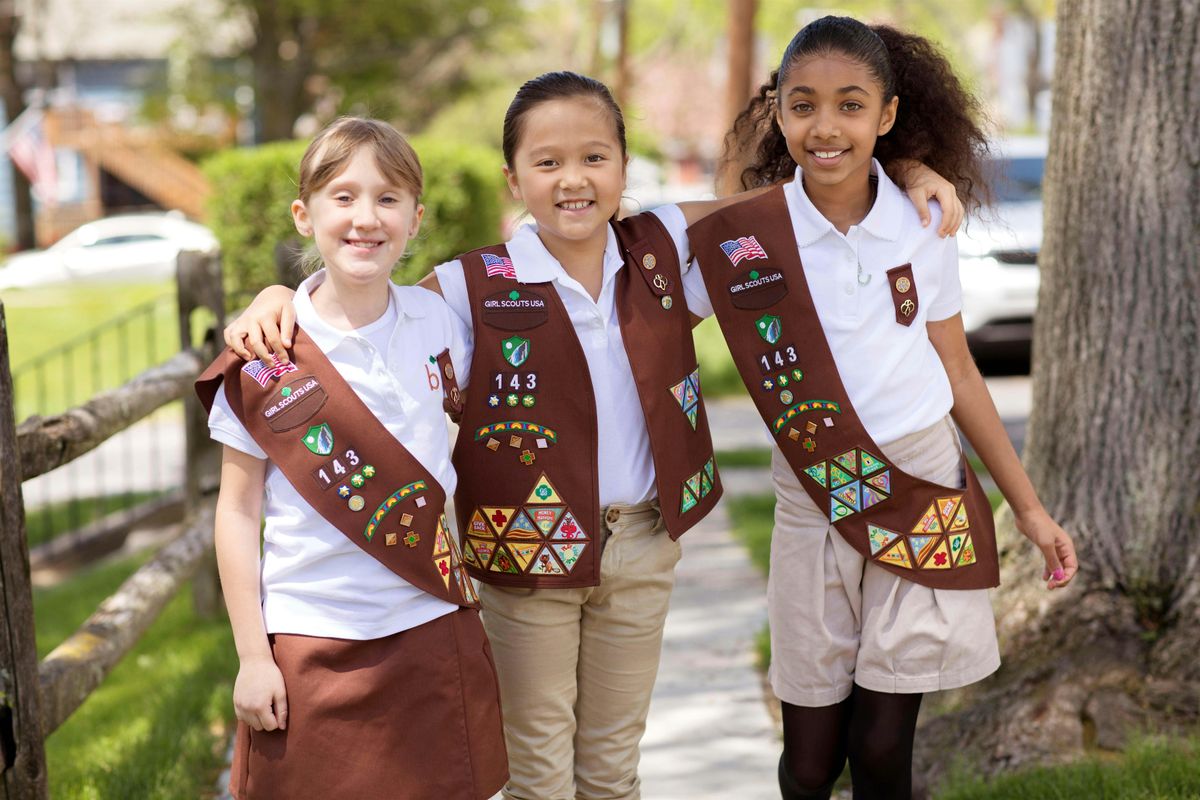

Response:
(672, 161), (964, 237)
(214, 446), (289, 732)
(927, 315), (1078, 590)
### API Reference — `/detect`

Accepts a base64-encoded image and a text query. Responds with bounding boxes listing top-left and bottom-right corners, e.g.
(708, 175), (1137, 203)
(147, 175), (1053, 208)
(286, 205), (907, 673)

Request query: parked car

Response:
(0, 212), (217, 291)
(957, 137), (1046, 359)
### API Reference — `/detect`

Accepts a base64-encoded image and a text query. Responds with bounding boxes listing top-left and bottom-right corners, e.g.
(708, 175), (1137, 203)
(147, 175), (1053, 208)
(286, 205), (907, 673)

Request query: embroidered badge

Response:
(301, 423), (334, 456)
(263, 376), (326, 432)
(755, 314), (782, 345)
(727, 268), (788, 310)
(483, 253), (517, 279)
(243, 355), (298, 387)
(362, 481), (428, 541)
(719, 236), (768, 265)
(772, 400), (840, 436)
(311, 448), (363, 490)
(679, 457), (716, 514)
(757, 343), (800, 374)
(475, 421), (557, 444)
(492, 371), (538, 395)
(482, 289), (549, 330)
(669, 368), (702, 430)
(502, 336), (530, 368)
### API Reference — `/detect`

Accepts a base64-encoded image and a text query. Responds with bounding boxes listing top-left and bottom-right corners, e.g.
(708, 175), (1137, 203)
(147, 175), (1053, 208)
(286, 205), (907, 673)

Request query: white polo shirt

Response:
(208, 270), (465, 640)
(685, 161), (962, 445)
(435, 207), (693, 507)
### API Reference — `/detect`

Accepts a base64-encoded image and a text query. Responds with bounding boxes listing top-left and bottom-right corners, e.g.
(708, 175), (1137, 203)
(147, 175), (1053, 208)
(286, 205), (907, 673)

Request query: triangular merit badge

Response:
(867, 524), (900, 555)
(755, 314), (782, 345)
(301, 422), (334, 456)
(502, 336), (530, 368)
(527, 473), (563, 504)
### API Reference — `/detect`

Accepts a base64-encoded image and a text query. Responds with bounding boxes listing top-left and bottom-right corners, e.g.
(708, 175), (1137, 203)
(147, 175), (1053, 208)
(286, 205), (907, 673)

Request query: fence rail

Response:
(0, 250), (225, 799)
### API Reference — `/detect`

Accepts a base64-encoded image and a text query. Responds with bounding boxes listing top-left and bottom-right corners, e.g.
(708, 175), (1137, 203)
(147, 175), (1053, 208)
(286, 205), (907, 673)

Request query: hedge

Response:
(203, 136), (508, 302)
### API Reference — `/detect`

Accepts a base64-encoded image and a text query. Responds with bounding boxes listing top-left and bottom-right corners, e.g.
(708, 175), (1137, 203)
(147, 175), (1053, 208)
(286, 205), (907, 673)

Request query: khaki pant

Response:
(479, 500), (681, 800)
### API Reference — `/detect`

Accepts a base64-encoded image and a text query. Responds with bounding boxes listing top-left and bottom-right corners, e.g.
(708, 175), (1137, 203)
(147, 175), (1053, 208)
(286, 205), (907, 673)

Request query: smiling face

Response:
(503, 96), (627, 255)
(291, 146), (424, 288)
(776, 52), (898, 194)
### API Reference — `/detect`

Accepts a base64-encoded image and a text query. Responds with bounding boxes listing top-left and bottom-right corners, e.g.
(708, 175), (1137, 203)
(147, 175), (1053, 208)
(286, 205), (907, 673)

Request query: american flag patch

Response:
(482, 253), (517, 279)
(242, 356), (298, 387)
(719, 236), (768, 265)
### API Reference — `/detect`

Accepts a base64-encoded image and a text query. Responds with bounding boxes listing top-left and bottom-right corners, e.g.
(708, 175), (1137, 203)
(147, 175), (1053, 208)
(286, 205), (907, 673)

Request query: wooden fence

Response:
(0, 251), (225, 799)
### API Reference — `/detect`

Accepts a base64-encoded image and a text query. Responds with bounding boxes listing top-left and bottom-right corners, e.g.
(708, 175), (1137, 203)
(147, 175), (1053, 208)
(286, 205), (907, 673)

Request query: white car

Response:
(0, 212), (217, 291)
(957, 138), (1046, 358)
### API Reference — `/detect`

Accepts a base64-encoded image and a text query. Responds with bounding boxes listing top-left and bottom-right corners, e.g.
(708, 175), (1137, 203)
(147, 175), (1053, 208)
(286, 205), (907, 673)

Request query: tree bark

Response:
(725, 0), (756, 132)
(914, 0), (1200, 790)
(0, 3), (35, 251)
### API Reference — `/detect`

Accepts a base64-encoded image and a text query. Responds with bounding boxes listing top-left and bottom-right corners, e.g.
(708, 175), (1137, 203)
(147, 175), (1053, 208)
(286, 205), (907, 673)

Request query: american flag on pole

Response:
(482, 253), (517, 279)
(719, 236), (768, 266)
(5, 109), (58, 205)
(242, 356), (298, 387)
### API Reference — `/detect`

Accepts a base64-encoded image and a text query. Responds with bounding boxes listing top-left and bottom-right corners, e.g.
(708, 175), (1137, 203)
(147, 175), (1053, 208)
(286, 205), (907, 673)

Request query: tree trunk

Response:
(725, 0), (756, 131)
(913, 0), (1200, 791)
(0, 3), (35, 250)
(250, 0), (312, 142)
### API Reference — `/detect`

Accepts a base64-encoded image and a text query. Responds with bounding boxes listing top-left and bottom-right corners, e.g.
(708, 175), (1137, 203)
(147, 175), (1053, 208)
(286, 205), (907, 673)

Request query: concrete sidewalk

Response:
(640, 501), (779, 799)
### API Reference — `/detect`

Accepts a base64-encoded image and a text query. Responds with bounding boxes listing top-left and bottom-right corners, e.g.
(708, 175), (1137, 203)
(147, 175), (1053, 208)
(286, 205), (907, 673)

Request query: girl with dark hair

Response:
(687, 17), (1078, 799)
(222, 70), (963, 799)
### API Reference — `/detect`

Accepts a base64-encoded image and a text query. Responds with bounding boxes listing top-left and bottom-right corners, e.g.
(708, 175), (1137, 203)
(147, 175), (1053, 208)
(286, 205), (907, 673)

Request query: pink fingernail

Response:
(1052, 568), (1065, 582)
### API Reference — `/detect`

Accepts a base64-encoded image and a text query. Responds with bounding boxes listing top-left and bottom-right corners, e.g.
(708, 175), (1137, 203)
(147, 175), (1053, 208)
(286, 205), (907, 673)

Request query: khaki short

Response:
(767, 416), (1001, 706)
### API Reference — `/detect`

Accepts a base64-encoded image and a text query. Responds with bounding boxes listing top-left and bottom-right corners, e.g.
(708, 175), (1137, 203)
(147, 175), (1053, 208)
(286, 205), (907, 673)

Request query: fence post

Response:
(0, 303), (49, 799)
(176, 250), (225, 619)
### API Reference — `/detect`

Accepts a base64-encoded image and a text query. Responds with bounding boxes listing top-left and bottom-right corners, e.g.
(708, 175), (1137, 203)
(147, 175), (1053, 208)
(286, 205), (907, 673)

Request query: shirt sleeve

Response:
(925, 230), (963, 322)
(648, 204), (714, 320)
(208, 383), (268, 460)
(432, 259), (476, 389)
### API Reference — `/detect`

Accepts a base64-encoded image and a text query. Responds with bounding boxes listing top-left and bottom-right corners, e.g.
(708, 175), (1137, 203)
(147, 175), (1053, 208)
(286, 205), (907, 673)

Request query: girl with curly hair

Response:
(685, 16), (1079, 799)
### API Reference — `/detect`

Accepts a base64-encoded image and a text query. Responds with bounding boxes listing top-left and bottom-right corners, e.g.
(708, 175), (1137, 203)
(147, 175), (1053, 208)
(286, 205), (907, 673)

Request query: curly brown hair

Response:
(720, 16), (992, 214)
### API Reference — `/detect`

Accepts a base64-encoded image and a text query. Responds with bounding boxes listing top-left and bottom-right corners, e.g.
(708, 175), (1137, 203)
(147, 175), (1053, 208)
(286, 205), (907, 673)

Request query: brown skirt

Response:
(229, 607), (507, 800)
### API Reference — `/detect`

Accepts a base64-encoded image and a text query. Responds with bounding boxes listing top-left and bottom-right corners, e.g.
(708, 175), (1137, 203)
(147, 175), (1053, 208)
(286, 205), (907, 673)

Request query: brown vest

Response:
(452, 212), (721, 588)
(195, 329), (478, 607)
(688, 188), (999, 590)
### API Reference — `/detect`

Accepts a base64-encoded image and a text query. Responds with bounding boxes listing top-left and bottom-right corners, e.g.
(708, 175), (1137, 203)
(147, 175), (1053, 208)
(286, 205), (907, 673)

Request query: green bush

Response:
(203, 136), (507, 303)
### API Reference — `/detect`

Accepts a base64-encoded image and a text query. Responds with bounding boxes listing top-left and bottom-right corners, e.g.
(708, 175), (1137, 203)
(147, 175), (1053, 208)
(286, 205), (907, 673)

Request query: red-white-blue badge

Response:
(719, 236), (768, 266)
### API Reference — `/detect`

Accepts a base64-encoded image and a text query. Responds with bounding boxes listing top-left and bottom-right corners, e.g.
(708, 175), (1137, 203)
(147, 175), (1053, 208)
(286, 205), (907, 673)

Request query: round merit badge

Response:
(895, 277), (911, 293)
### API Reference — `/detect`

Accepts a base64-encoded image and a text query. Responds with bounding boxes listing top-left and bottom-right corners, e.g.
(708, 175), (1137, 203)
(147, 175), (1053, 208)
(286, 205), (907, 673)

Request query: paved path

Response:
(640, 502), (778, 799)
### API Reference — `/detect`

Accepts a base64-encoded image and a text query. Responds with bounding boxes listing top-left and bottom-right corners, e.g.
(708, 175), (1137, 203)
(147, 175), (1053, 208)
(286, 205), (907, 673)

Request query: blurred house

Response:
(3, 0), (249, 246)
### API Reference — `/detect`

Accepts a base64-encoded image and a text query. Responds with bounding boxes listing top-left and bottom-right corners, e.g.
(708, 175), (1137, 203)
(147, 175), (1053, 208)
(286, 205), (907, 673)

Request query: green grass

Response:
(34, 554), (237, 799)
(24, 490), (166, 550)
(936, 735), (1200, 799)
(714, 447), (773, 468)
(3, 281), (179, 421)
(694, 316), (748, 398)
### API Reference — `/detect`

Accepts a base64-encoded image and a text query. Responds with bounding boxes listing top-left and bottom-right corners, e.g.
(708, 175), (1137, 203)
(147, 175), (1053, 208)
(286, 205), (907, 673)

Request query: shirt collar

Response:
(293, 268), (422, 352)
(782, 158), (904, 247)
(505, 221), (625, 288)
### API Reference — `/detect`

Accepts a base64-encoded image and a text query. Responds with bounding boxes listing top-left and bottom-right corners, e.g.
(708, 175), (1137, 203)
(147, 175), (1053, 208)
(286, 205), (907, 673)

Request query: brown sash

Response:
(689, 188), (999, 590)
(451, 213), (721, 588)
(195, 328), (478, 606)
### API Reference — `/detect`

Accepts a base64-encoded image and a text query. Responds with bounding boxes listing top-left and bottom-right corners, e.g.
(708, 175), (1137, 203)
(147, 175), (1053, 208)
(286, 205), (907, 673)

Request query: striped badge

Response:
(482, 253), (517, 279)
(242, 355), (298, 387)
(719, 236), (768, 266)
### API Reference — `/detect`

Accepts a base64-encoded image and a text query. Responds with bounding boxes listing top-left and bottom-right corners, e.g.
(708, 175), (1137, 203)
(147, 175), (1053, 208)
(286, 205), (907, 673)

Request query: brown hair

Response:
(720, 16), (991, 213)
(298, 116), (423, 202)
